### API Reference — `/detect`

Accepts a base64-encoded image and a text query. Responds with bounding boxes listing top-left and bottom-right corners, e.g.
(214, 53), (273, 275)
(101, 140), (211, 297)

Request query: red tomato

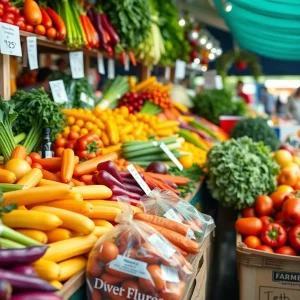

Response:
(25, 24), (34, 33)
(15, 21), (25, 31)
(16, 16), (25, 22)
(255, 195), (273, 216)
(288, 225), (300, 250)
(46, 27), (57, 39)
(274, 220), (292, 233)
(0, 0), (9, 4)
(0, 4), (3, 10)
(260, 216), (274, 228)
(65, 140), (76, 150)
(31, 163), (43, 170)
(25, 156), (32, 166)
(34, 24), (46, 36)
(242, 207), (256, 218)
(235, 217), (263, 236)
(55, 147), (64, 158)
(276, 246), (296, 256)
(256, 245), (274, 253)
(5, 5), (18, 16)
(3, 13), (14, 20)
(3, 17), (13, 25)
(278, 168), (298, 187)
(270, 191), (289, 210)
(282, 196), (300, 225)
(275, 212), (284, 221)
(28, 152), (41, 162)
(0, 8), (3, 17)
(55, 137), (66, 148)
(68, 131), (79, 141)
(243, 236), (261, 249)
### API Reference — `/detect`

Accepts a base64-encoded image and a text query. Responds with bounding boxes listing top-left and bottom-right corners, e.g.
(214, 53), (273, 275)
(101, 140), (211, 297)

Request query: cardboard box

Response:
(237, 234), (300, 300)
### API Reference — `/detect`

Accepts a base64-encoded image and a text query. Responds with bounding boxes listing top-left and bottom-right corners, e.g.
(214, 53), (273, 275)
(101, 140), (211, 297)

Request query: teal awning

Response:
(214, 0), (300, 60)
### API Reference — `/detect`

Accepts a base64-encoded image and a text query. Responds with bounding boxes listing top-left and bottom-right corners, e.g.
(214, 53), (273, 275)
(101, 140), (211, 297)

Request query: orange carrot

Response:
(10, 145), (27, 160)
(74, 153), (118, 177)
(144, 174), (178, 194)
(144, 222), (199, 254)
(41, 169), (61, 182)
(134, 213), (189, 236)
(71, 178), (85, 186)
(144, 172), (189, 185)
(36, 158), (61, 171)
(61, 149), (75, 183)
(173, 245), (188, 257)
(80, 175), (94, 185)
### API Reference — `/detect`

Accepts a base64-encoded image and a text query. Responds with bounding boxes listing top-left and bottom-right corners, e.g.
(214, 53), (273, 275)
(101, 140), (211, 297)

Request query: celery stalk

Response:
(0, 237), (25, 248)
(14, 133), (26, 144)
(0, 225), (41, 247)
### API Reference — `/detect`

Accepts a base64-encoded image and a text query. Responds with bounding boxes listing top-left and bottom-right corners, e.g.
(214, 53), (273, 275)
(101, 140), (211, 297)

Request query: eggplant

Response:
(99, 13), (120, 46)
(0, 246), (48, 267)
(11, 292), (62, 300)
(10, 265), (37, 277)
(96, 170), (125, 189)
(0, 269), (57, 293)
(97, 161), (123, 183)
(0, 280), (12, 300)
(146, 162), (168, 174)
(120, 171), (144, 181)
(124, 184), (144, 195)
(110, 185), (141, 201)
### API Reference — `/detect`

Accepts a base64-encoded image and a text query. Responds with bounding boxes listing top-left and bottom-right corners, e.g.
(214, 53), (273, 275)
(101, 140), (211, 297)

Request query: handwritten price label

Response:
(69, 51), (84, 79)
(0, 22), (22, 56)
(27, 36), (38, 70)
(49, 80), (68, 104)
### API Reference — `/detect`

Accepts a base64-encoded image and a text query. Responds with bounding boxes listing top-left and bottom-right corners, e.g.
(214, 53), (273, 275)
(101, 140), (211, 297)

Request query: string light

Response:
(201, 65), (208, 72)
(179, 18), (186, 26)
(194, 58), (200, 64)
(222, 0), (232, 12)
(209, 53), (215, 60)
(206, 42), (213, 50)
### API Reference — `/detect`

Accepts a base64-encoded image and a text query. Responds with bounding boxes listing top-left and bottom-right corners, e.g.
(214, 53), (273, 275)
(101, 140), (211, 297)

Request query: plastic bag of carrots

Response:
(137, 189), (215, 245)
(86, 199), (193, 300)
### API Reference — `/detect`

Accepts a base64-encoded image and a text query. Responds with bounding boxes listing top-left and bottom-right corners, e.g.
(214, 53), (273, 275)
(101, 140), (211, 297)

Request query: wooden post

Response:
(138, 64), (151, 81)
(84, 52), (90, 78)
(0, 54), (10, 100)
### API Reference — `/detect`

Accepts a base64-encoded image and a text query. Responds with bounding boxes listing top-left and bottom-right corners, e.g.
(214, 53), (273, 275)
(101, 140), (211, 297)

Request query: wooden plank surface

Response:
(0, 54), (10, 100)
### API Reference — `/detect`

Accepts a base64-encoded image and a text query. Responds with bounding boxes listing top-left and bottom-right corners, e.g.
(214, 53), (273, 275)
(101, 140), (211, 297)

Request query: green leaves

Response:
(231, 117), (280, 151)
(206, 137), (280, 209)
(0, 190), (17, 218)
(193, 89), (247, 125)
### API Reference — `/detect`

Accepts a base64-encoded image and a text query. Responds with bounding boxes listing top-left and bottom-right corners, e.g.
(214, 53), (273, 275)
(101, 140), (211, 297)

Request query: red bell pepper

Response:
(289, 225), (300, 250)
(261, 223), (287, 248)
(75, 133), (102, 160)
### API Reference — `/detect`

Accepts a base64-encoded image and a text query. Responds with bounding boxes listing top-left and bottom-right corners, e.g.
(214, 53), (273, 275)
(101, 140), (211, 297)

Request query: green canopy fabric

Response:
(214, 0), (300, 60)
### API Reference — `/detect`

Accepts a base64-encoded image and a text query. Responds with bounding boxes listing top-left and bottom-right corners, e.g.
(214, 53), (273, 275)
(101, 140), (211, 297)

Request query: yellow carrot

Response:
(58, 256), (87, 282)
(73, 185), (112, 200)
(31, 206), (95, 235)
(106, 120), (120, 145)
(61, 149), (75, 183)
(0, 169), (16, 184)
(46, 228), (72, 243)
(35, 200), (92, 214)
(84, 206), (121, 221)
(92, 226), (112, 238)
(102, 144), (122, 155)
(33, 259), (60, 281)
(134, 76), (156, 93)
(17, 168), (43, 188)
(49, 280), (63, 290)
(87, 200), (143, 214)
(92, 219), (114, 228)
(37, 179), (69, 187)
(62, 109), (96, 122)
(2, 185), (72, 206)
(16, 229), (48, 244)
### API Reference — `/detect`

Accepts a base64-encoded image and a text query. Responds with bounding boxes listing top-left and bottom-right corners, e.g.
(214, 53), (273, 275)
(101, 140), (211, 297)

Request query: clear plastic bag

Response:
(138, 189), (215, 244)
(86, 201), (193, 300)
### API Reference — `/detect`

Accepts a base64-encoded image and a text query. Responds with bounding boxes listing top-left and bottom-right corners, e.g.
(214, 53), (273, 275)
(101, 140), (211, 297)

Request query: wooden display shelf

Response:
(58, 270), (85, 300)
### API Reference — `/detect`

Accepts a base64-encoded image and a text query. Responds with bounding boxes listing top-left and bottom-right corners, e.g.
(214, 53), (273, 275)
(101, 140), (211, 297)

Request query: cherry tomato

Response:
(55, 147), (64, 158)
(0, 8), (3, 17)
(29, 152), (41, 162)
(255, 245), (274, 253)
(55, 137), (66, 148)
(260, 216), (274, 228)
(243, 236), (261, 249)
(276, 246), (296, 256)
(235, 217), (263, 236)
(31, 163), (43, 170)
(16, 16), (25, 22)
(97, 242), (119, 263)
(46, 27), (57, 39)
(3, 17), (13, 25)
(3, 13), (14, 20)
(34, 24), (46, 36)
(68, 131), (79, 141)
(5, 5), (17, 15)
(25, 24), (34, 33)
(0, 4), (3, 10)
(65, 140), (76, 150)
(15, 21), (25, 31)
(242, 207), (256, 218)
(25, 156), (32, 166)
(0, 0), (9, 4)
(255, 195), (273, 216)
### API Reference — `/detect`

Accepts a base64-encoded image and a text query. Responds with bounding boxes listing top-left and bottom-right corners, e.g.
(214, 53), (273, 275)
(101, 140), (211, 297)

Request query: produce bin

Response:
(236, 234), (300, 300)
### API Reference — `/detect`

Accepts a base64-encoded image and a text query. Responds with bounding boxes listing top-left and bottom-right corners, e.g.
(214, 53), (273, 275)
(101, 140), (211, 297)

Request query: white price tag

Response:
(124, 54), (130, 71)
(164, 209), (182, 223)
(127, 164), (151, 195)
(26, 36), (38, 70)
(160, 143), (183, 171)
(97, 53), (105, 74)
(69, 51), (84, 79)
(80, 92), (94, 107)
(161, 265), (179, 283)
(165, 66), (171, 80)
(148, 234), (176, 259)
(175, 60), (186, 79)
(107, 58), (115, 79)
(0, 22), (22, 57)
(49, 80), (68, 104)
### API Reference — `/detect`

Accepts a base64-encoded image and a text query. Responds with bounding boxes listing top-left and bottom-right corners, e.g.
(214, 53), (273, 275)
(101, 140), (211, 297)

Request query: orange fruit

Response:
(179, 155), (193, 169)
(274, 150), (293, 168)
(277, 185), (294, 193)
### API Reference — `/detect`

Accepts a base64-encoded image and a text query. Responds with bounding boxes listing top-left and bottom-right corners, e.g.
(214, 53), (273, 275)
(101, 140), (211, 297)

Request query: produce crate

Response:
(236, 234), (300, 300)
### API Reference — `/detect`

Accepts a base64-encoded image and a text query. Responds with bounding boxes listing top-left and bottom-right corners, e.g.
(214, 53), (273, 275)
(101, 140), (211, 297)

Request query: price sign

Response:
(107, 58), (115, 79)
(49, 80), (68, 104)
(127, 164), (151, 195)
(0, 22), (22, 56)
(160, 142), (183, 171)
(69, 51), (84, 79)
(175, 60), (186, 79)
(165, 66), (171, 80)
(26, 36), (38, 70)
(97, 53), (105, 74)
(204, 70), (223, 90)
(124, 54), (130, 71)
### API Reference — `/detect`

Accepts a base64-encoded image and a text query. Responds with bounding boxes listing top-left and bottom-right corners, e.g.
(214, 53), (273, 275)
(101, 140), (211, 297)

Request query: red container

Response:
(219, 116), (244, 134)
